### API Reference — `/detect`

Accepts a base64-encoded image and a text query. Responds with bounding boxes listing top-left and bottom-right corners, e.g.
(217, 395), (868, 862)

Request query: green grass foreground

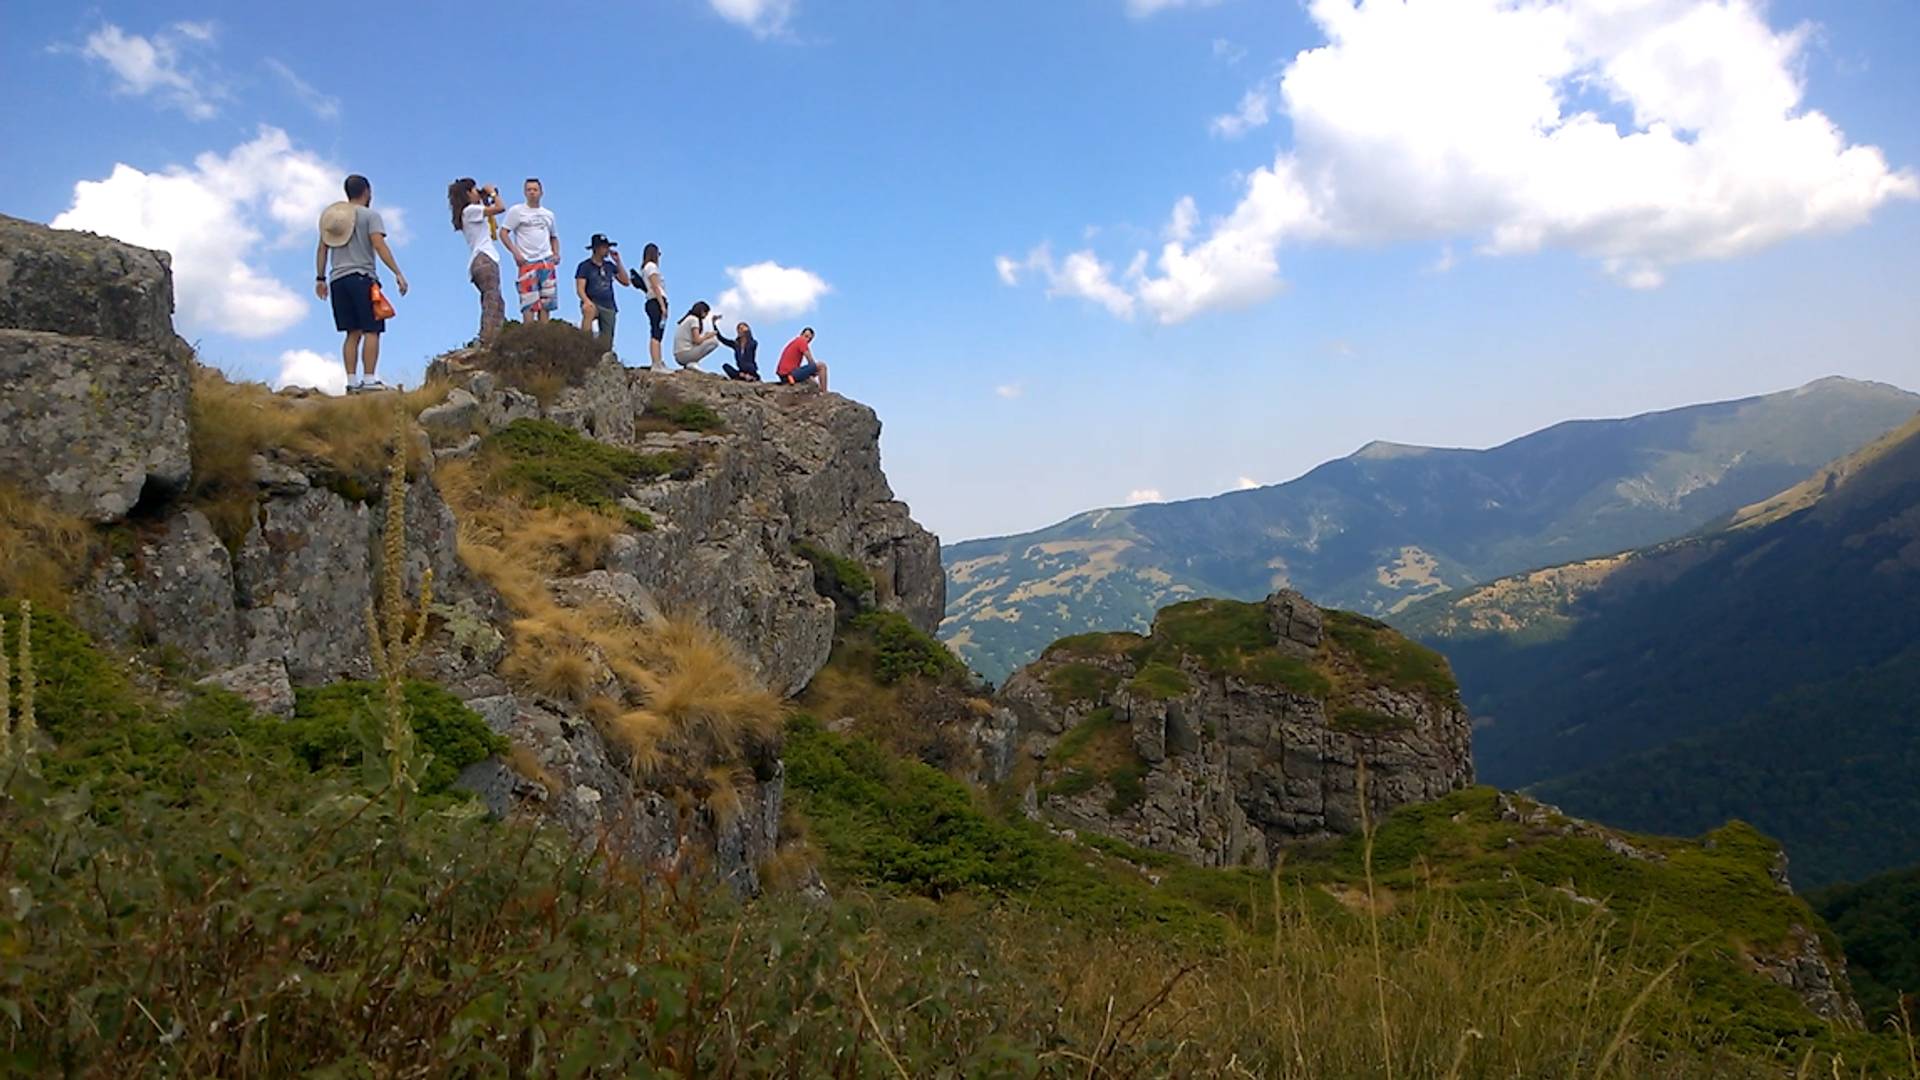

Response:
(2, 604), (1915, 1076)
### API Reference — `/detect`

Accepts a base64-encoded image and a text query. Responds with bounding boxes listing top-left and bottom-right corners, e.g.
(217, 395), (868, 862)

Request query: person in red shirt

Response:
(776, 327), (828, 392)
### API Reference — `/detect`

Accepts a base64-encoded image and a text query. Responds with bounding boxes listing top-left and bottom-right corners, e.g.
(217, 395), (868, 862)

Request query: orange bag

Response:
(370, 281), (396, 320)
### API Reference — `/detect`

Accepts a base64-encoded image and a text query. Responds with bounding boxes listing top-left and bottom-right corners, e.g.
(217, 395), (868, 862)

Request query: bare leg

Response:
(817, 362), (829, 394)
(342, 331), (363, 381)
(363, 333), (380, 379)
(650, 338), (662, 369)
(580, 300), (596, 334)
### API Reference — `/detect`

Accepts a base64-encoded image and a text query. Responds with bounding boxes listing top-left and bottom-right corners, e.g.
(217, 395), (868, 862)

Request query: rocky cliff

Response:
(0, 214), (942, 895)
(999, 590), (1474, 866)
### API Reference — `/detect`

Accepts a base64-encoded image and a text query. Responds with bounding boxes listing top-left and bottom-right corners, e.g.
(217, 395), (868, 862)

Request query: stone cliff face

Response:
(999, 590), (1474, 867)
(0, 215), (942, 895)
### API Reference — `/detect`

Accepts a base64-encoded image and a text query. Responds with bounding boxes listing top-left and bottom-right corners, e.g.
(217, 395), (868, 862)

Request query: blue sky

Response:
(4, 0), (1917, 543)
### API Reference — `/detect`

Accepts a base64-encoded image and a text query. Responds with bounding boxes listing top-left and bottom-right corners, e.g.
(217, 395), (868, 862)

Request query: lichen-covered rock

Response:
(0, 214), (177, 348)
(198, 659), (297, 720)
(1003, 592), (1474, 866)
(0, 330), (190, 521)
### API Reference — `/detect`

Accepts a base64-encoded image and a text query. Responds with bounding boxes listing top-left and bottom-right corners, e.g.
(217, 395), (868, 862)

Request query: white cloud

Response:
(78, 22), (221, 119)
(52, 126), (371, 339)
(1236, 476), (1261, 490)
(1165, 196), (1199, 242)
(1125, 488), (1164, 504)
(1428, 245), (1458, 274)
(994, 245), (1139, 319)
(265, 58), (340, 120)
(1126, 0), (1221, 17)
(1021, 0), (1918, 323)
(709, 0), (795, 37)
(994, 383), (1024, 399)
(273, 348), (345, 395)
(1210, 80), (1277, 139)
(715, 261), (831, 322)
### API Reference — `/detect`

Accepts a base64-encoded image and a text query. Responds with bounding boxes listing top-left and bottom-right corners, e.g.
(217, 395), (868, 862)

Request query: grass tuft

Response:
(0, 484), (95, 611)
(476, 319), (606, 403)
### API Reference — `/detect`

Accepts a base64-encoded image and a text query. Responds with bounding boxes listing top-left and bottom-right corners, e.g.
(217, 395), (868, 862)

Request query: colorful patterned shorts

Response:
(516, 259), (558, 313)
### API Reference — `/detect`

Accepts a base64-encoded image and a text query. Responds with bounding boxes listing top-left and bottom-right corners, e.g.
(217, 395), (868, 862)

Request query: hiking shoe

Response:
(359, 378), (391, 393)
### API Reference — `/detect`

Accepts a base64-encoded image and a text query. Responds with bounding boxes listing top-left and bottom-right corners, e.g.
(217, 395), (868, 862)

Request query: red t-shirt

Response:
(777, 335), (810, 378)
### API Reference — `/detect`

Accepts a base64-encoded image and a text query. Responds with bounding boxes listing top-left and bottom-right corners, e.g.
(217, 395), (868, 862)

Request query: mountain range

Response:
(942, 377), (1920, 683)
(1398, 411), (1920, 887)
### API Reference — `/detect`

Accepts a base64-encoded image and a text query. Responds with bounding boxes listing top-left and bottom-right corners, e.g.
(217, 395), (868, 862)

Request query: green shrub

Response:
(645, 400), (725, 432)
(1330, 707), (1413, 733)
(795, 540), (875, 612)
(848, 611), (962, 685)
(482, 418), (678, 529)
(481, 319), (606, 402)
(1136, 599), (1335, 696)
(290, 680), (508, 797)
(1043, 631), (1146, 659)
(1046, 661), (1116, 705)
(1106, 761), (1148, 814)
(1127, 662), (1191, 700)
(1323, 609), (1460, 705)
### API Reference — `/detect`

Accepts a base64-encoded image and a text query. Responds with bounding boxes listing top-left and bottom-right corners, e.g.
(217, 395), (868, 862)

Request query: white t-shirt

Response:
(640, 261), (664, 300)
(673, 314), (705, 353)
(501, 204), (556, 265)
(461, 204), (499, 265)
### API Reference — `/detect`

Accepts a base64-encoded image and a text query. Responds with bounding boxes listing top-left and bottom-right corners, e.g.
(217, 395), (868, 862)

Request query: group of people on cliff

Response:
(312, 173), (826, 394)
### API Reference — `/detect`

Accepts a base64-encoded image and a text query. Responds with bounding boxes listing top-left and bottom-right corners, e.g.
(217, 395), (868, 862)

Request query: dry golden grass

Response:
(504, 741), (561, 798)
(0, 485), (95, 611)
(439, 457), (784, 796)
(188, 368), (452, 546)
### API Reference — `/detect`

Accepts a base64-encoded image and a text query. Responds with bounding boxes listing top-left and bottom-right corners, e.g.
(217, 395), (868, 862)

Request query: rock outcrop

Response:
(1000, 591), (1474, 866)
(0, 214), (191, 520)
(0, 214), (943, 896)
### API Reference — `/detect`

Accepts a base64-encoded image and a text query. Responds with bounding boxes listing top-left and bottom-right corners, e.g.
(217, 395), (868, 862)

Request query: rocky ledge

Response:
(999, 590), (1475, 866)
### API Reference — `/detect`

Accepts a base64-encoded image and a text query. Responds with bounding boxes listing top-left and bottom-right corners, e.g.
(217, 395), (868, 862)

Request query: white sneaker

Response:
(360, 378), (390, 393)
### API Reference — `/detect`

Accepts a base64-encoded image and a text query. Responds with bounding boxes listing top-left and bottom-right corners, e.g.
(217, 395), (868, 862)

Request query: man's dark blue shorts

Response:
(330, 273), (384, 334)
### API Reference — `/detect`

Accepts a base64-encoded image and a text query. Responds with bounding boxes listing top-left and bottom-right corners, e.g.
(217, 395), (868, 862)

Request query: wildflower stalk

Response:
(364, 403), (434, 798)
(16, 602), (34, 754)
(1, 609), (11, 770)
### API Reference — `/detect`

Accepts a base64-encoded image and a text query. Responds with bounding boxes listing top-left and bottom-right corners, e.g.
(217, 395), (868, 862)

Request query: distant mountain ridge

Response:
(1400, 411), (1920, 887)
(942, 377), (1920, 683)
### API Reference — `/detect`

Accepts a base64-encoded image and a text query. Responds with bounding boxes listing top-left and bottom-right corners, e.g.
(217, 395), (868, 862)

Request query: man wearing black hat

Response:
(575, 234), (630, 347)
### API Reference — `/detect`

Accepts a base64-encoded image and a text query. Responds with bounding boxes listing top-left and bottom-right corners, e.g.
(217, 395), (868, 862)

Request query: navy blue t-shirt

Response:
(575, 258), (620, 310)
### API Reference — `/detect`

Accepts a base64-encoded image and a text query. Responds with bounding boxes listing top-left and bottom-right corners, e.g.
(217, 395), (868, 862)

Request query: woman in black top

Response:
(716, 321), (760, 382)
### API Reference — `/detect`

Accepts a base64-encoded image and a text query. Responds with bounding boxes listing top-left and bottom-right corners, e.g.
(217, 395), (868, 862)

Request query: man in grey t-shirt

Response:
(314, 174), (409, 393)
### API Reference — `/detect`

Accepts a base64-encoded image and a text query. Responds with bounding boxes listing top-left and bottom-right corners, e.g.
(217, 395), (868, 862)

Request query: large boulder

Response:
(0, 217), (190, 522)
(1001, 592), (1475, 866)
(0, 214), (177, 348)
(0, 330), (191, 521)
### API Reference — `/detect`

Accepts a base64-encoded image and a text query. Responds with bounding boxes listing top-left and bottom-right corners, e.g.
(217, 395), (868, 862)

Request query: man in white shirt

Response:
(500, 178), (559, 323)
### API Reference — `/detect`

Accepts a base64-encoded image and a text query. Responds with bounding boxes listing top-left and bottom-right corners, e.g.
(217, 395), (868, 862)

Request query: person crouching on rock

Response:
(672, 302), (721, 370)
(776, 327), (828, 393)
(717, 321), (760, 381)
(316, 173), (408, 393)
(448, 178), (506, 345)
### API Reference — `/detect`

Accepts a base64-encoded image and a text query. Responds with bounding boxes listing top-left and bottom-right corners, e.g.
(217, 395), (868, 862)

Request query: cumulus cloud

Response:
(77, 21), (223, 118)
(709, 0), (795, 37)
(995, 383), (1024, 399)
(1125, 489), (1164, 505)
(995, 245), (1139, 320)
(716, 261), (831, 321)
(1016, 0), (1918, 323)
(52, 126), (378, 339)
(274, 348), (345, 395)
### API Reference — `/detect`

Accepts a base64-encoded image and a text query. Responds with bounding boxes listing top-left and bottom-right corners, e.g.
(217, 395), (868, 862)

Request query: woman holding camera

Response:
(672, 301), (721, 370)
(448, 178), (507, 344)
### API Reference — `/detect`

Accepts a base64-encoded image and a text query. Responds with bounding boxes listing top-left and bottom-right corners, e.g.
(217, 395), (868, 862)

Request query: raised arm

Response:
(611, 251), (630, 288)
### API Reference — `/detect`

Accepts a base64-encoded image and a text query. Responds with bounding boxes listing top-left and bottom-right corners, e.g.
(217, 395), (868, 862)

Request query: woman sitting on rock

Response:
(716, 321), (759, 382)
(672, 301), (721, 370)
